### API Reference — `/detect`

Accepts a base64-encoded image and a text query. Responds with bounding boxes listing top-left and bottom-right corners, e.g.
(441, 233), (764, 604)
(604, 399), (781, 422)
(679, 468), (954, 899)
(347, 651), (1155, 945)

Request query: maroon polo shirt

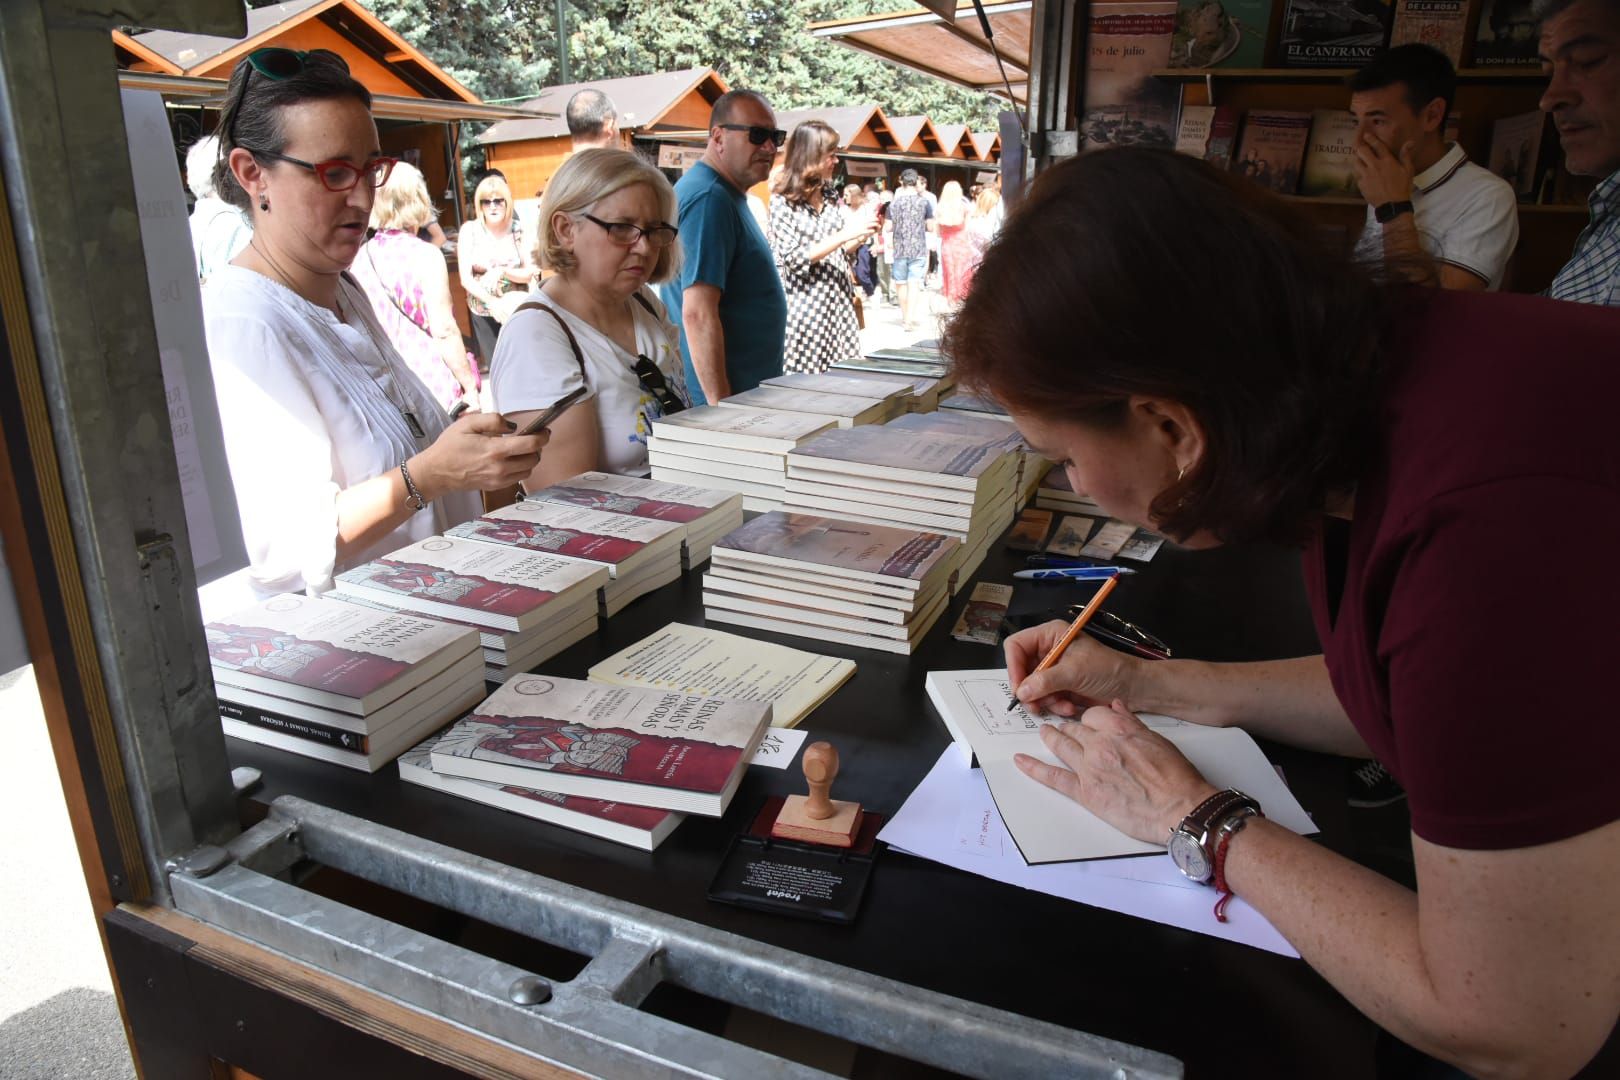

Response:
(1303, 288), (1620, 851)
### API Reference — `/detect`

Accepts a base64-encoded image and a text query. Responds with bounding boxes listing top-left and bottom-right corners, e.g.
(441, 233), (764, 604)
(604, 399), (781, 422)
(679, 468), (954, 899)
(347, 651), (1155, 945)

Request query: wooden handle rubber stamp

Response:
(771, 741), (864, 847)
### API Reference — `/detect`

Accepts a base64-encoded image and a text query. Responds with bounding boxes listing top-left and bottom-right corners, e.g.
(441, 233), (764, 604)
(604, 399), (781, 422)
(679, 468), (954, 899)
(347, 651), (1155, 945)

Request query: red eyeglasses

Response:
(242, 147), (396, 192)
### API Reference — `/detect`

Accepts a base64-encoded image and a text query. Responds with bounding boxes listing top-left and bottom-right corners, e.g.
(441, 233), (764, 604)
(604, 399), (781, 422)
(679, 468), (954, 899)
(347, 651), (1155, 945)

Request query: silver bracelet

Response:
(399, 461), (426, 512)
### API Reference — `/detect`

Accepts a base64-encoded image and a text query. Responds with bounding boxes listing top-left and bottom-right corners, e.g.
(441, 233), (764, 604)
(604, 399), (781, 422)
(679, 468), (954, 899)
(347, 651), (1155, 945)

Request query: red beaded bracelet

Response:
(1212, 807), (1260, 923)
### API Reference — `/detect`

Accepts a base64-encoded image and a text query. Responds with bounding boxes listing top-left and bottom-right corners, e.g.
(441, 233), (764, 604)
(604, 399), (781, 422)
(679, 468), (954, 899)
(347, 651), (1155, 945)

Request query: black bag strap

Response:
(511, 299), (587, 378)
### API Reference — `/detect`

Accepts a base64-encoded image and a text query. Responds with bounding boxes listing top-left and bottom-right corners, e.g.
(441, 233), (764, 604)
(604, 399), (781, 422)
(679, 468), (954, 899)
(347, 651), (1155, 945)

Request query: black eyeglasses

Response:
(717, 123), (786, 147)
(239, 147), (396, 192)
(580, 214), (678, 248)
(633, 355), (686, 414)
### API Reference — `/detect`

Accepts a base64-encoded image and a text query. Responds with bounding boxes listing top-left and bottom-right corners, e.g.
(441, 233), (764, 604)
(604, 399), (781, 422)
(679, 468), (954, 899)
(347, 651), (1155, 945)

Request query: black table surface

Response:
(228, 534), (1400, 1077)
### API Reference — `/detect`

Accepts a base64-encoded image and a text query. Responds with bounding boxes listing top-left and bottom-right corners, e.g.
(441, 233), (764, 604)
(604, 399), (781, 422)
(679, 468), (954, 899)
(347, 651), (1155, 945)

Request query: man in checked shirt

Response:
(1538, 0), (1620, 304)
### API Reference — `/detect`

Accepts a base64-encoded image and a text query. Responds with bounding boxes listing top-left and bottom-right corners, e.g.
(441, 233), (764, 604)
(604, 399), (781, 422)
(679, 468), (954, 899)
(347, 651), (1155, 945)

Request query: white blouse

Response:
(202, 266), (483, 597)
(489, 288), (688, 477)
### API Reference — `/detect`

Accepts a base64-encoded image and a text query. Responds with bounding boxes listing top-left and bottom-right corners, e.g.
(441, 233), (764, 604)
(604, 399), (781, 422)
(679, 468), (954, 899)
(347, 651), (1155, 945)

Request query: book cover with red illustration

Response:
(334, 536), (607, 633)
(449, 499), (683, 573)
(206, 593), (477, 712)
(430, 676), (770, 815)
(399, 733), (683, 850)
(525, 471), (739, 525)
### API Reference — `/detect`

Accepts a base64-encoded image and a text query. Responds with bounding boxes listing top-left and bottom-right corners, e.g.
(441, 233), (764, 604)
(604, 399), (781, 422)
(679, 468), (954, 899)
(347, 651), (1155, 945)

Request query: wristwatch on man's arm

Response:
(1375, 200), (1414, 224)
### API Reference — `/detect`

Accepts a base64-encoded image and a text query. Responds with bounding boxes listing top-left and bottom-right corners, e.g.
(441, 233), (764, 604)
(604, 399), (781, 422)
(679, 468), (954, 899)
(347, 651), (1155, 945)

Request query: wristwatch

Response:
(1167, 789), (1262, 884)
(1374, 200), (1414, 224)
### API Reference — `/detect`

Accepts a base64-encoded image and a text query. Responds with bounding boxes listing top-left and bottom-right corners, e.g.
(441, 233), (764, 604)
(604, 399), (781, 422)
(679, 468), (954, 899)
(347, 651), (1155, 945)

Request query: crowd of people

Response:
(181, 2), (1620, 1070)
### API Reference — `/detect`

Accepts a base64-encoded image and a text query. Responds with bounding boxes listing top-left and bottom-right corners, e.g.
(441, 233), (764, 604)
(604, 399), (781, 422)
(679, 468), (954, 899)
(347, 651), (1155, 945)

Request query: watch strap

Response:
(1375, 199), (1414, 224)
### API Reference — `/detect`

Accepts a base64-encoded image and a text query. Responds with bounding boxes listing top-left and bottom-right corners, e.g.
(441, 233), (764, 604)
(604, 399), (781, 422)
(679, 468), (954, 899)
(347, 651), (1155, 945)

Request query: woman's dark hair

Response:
(772, 120), (840, 204)
(945, 148), (1400, 546)
(211, 50), (372, 213)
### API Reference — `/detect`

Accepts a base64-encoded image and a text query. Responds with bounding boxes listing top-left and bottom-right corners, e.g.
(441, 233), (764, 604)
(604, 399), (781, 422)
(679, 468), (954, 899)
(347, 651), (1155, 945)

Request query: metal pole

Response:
(554, 0), (571, 86)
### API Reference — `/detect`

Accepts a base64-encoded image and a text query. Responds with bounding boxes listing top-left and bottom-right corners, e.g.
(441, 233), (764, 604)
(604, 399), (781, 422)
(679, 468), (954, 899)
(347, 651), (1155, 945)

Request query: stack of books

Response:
(781, 424), (1020, 585)
(835, 345), (952, 384)
(717, 384), (894, 428)
(206, 593), (484, 771)
(937, 390), (1009, 417)
(399, 731), (684, 851)
(823, 368), (947, 412)
(705, 511), (960, 655)
(889, 410), (1047, 503)
(519, 470), (744, 570)
(648, 406), (837, 512)
(426, 675), (772, 817)
(1034, 464), (1105, 517)
(334, 535), (606, 681)
(760, 371), (915, 417)
(448, 500), (683, 617)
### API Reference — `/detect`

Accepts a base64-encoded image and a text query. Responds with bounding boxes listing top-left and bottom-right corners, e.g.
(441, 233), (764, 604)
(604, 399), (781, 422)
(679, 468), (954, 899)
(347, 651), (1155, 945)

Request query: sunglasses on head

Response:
(632, 355), (686, 415)
(717, 123), (786, 147)
(226, 47), (387, 192)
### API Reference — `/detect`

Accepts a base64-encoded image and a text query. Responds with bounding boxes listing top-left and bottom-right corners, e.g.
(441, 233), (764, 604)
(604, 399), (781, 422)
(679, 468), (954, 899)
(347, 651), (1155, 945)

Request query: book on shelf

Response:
(1470, 0), (1540, 66)
(717, 385), (893, 427)
(1300, 109), (1362, 197)
(206, 592), (480, 714)
(1388, 0), (1467, 65)
(1488, 109), (1555, 202)
(1081, 2), (1180, 152)
(1232, 110), (1313, 195)
(1174, 104), (1242, 172)
(588, 622), (856, 729)
(1278, 0), (1394, 68)
(925, 670), (1319, 864)
(429, 675), (771, 816)
(334, 535), (607, 633)
(399, 732), (684, 851)
(1168, 0), (1272, 68)
(650, 405), (836, 455)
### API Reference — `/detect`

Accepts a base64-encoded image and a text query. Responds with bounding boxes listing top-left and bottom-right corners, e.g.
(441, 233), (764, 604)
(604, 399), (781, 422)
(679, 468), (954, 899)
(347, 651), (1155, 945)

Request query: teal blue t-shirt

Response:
(663, 161), (787, 406)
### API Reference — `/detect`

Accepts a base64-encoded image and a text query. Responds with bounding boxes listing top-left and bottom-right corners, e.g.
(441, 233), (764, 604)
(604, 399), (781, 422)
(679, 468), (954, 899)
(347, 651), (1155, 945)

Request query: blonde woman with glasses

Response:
(491, 147), (689, 488)
(458, 172), (536, 364)
(351, 160), (479, 409)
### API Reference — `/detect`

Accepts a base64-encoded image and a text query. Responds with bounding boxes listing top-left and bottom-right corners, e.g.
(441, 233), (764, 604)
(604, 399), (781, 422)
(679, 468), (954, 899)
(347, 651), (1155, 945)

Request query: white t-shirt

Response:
(202, 266), (482, 597)
(1354, 143), (1519, 290)
(489, 288), (689, 477)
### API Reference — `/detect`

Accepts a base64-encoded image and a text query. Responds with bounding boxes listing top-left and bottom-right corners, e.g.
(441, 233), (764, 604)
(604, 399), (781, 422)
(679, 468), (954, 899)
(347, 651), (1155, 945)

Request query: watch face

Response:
(1168, 830), (1211, 881)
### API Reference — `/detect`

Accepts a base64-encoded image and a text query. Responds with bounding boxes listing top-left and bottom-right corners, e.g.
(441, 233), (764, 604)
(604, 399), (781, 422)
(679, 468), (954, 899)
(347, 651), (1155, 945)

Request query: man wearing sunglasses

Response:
(664, 90), (788, 406)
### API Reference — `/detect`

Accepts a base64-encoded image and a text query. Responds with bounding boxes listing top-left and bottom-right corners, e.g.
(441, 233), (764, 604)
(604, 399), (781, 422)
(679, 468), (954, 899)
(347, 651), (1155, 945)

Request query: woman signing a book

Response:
(203, 49), (543, 597)
(948, 149), (1619, 1078)
(490, 147), (689, 488)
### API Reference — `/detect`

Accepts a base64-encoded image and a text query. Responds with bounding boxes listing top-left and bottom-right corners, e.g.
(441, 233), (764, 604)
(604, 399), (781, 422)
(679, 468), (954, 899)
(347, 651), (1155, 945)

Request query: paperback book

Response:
(400, 732), (684, 851)
(1471, 0), (1540, 66)
(448, 500), (683, 579)
(1278, 0), (1394, 67)
(1488, 109), (1554, 201)
(206, 593), (478, 714)
(1168, 0), (1272, 67)
(1232, 110), (1313, 194)
(334, 536), (607, 633)
(1081, 2), (1181, 151)
(1389, 0), (1467, 65)
(650, 405), (836, 454)
(717, 385), (892, 427)
(430, 676), (771, 816)
(712, 512), (959, 594)
(1300, 109), (1361, 197)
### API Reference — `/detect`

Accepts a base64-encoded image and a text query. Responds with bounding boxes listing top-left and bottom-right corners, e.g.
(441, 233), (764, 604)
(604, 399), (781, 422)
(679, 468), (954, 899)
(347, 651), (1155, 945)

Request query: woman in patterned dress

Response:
(767, 121), (880, 375)
(351, 161), (479, 410)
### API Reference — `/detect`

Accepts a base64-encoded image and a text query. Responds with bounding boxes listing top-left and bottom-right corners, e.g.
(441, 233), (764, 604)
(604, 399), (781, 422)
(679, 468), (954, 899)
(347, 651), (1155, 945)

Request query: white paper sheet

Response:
(879, 748), (1301, 957)
(749, 728), (809, 769)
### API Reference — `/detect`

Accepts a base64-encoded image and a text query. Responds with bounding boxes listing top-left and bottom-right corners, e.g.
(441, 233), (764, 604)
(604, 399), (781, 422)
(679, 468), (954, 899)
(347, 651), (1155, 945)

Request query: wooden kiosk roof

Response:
(131, 0), (479, 103)
(809, 1), (1032, 104)
(885, 114), (946, 156)
(479, 68), (730, 146)
(774, 105), (901, 152)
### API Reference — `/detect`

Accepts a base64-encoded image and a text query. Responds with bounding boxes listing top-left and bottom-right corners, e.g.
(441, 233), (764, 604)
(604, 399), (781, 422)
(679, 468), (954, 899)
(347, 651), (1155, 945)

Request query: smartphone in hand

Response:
(512, 385), (588, 436)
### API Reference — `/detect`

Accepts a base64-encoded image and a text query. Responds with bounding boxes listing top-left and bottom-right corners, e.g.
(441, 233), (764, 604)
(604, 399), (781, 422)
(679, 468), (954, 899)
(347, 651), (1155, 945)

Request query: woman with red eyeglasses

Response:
(204, 48), (543, 598)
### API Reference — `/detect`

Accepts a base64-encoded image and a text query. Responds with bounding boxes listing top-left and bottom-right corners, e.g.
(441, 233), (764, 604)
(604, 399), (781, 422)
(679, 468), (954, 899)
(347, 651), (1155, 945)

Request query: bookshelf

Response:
(1146, 2), (1590, 292)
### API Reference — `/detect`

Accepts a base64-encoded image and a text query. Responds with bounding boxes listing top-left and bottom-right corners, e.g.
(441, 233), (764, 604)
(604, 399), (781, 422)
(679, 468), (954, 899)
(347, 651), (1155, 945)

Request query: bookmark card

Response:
(1118, 530), (1167, 562)
(951, 582), (1014, 645)
(1079, 520), (1136, 560)
(1004, 508), (1053, 552)
(1045, 516), (1099, 557)
(749, 728), (810, 769)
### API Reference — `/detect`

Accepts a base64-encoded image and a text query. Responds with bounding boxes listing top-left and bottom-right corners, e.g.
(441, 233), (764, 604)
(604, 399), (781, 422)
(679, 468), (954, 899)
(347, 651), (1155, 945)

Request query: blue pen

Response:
(1024, 553), (1109, 569)
(1012, 566), (1137, 581)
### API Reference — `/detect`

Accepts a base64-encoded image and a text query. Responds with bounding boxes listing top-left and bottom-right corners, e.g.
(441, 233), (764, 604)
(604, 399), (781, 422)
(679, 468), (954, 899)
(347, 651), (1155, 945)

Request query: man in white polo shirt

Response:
(1350, 44), (1520, 290)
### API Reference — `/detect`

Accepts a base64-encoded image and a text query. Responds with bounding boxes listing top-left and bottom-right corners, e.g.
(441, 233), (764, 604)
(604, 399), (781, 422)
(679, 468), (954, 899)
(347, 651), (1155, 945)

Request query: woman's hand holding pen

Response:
(1004, 620), (1139, 717)
(1013, 701), (1218, 844)
(410, 411), (547, 500)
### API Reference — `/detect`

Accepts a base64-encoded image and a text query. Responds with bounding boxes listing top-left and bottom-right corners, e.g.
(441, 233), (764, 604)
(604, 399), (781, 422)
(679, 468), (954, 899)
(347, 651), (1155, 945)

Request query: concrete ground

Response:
(0, 665), (137, 1080)
(855, 270), (957, 356)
